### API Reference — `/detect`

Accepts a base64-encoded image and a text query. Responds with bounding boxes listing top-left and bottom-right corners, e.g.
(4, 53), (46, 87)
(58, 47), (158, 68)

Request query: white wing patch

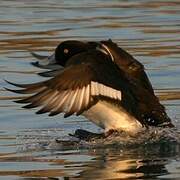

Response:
(91, 81), (121, 101)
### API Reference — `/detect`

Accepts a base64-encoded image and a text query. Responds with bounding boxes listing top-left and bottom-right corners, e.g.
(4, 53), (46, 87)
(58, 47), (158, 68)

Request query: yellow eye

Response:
(64, 49), (69, 54)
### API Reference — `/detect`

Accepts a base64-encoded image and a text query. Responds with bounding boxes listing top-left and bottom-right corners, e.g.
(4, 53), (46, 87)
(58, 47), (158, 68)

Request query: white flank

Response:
(83, 100), (143, 135)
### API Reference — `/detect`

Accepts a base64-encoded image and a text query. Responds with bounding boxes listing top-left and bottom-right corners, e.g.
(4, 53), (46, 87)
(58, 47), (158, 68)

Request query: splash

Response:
(16, 127), (180, 153)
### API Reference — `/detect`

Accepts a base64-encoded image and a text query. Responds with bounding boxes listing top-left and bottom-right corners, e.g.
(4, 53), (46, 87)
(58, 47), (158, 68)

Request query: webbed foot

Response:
(69, 129), (105, 141)
(104, 129), (119, 137)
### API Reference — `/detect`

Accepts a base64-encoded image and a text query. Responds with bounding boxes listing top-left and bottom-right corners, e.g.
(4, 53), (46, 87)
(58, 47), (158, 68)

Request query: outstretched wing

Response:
(6, 58), (122, 118)
(101, 40), (154, 93)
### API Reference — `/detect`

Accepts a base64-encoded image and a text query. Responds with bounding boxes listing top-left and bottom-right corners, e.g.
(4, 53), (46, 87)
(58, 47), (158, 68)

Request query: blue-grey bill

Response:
(30, 52), (62, 70)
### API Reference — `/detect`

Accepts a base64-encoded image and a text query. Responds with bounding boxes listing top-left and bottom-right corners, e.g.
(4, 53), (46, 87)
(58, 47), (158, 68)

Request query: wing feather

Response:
(64, 89), (79, 117)
(6, 62), (122, 117)
(90, 81), (121, 101)
(36, 91), (59, 114)
(84, 84), (90, 109)
(48, 91), (69, 116)
(76, 86), (85, 115)
(22, 89), (52, 108)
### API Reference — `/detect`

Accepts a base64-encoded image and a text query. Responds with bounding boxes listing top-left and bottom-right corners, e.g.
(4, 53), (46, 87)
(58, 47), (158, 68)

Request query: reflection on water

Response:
(0, 131), (179, 180)
(75, 147), (179, 179)
(0, 0), (180, 179)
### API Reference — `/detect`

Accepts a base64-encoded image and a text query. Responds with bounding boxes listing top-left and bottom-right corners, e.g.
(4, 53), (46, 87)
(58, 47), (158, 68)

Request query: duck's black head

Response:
(55, 40), (98, 66)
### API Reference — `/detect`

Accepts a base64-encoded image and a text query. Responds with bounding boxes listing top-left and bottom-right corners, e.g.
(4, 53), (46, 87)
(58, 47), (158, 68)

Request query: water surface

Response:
(0, 0), (180, 179)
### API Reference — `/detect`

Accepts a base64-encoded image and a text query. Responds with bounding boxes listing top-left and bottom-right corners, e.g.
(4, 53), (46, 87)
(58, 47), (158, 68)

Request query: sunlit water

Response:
(0, 0), (180, 179)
